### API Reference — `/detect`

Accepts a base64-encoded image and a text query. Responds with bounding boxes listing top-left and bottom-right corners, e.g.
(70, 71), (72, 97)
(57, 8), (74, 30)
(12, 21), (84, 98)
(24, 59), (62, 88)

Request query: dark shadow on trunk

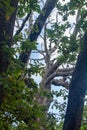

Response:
(0, 0), (18, 105)
(63, 32), (87, 130)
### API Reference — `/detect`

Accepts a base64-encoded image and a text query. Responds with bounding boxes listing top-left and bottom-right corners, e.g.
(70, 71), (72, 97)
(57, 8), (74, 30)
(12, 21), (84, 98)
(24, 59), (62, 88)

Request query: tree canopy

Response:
(0, 0), (87, 130)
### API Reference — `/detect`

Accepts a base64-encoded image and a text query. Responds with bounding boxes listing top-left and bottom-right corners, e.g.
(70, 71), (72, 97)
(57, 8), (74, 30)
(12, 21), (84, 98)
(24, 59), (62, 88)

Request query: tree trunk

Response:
(0, 0), (18, 73)
(0, 0), (18, 105)
(63, 32), (87, 130)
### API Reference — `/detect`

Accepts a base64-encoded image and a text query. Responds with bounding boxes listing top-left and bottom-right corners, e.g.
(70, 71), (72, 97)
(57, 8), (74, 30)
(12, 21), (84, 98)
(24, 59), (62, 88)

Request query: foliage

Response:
(0, 0), (87, 129)
(18, 0), (41, 17)
(80, 100), (87, 130)
(0, 0), (15, 19)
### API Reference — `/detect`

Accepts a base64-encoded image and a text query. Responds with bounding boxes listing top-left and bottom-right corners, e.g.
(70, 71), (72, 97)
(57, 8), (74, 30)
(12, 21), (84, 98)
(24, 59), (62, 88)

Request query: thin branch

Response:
(44, 24), (49, 57)
(15, 13), (31, 35)
(70, 9), (87, 38)
(36, 49), (45, 56)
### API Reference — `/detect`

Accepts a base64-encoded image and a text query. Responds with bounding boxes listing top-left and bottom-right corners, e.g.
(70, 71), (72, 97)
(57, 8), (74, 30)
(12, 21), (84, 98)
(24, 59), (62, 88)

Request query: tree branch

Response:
(15, 13), (31, 35)
(19, 0), (58, 64)
(52, 79), (69, 89)
(28, 0), (58, 42)
(45, 67), (74, 85)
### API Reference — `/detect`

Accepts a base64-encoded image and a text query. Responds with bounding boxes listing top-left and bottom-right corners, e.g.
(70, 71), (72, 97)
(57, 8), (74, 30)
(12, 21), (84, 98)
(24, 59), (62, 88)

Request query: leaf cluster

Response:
(17, 0), (41, 17)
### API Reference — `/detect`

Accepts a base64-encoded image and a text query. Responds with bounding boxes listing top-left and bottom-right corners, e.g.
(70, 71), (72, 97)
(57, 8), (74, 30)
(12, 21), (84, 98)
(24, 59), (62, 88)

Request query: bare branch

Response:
(52, 79), (69, 89)
(49, 45), (58, 54)
(46, 67), (74, 85)
(36, 49), (45, 56)
(46, 61), (60, 77)
(44, 24), (49, 57)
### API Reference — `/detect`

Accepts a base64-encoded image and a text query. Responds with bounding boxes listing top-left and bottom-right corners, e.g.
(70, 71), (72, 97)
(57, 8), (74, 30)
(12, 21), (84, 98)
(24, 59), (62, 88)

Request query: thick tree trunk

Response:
(0, 0), (18, 72)
(0, 0), (18, 105)
(63, 32), (87, 130)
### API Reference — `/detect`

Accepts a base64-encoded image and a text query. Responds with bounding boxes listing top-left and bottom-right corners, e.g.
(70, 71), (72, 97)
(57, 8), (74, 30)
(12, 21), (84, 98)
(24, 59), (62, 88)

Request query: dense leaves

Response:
(18, 0), (41, 17)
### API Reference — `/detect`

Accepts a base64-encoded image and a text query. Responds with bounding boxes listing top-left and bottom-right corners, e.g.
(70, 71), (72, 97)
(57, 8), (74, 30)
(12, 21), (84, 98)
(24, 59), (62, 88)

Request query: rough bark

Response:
(63, 32), (87, 130)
